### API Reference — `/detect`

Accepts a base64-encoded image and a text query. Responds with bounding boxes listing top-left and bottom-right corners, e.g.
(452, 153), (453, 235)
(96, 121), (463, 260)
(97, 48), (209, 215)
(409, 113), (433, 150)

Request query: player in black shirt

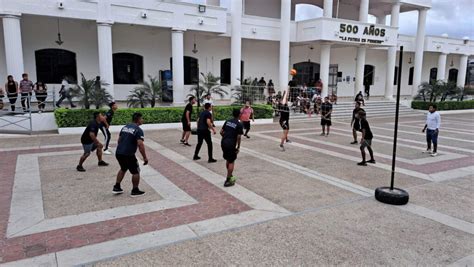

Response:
(180, 96), (196, 146)
(320, 96), (332, 136)
(77, 112), (109, 172)
(100, 102), (118, 154)
(193, 103), (217, 163)
(350, 101), (364, 144)
(357, 110), (375, 166)
(279, 90), (291, 151)
(220, 109), (244, 187)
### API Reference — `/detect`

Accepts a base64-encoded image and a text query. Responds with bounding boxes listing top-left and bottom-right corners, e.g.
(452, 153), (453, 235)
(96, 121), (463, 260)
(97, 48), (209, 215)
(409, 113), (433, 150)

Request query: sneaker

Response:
(280, 144), (285, 151)
(55, 104), (61, 108)
(229, 176), (237, 183)
(130, 189), (146, 197)
(431, 152), (438, 157)
(224, 179), (235, 187)
(193, 155), (201, 160)
(208, 158), (217, 163)
(286, 139), (292, 143)
(367, 159), (376, 164)
(357, 161), (367, 166)
(76, 165), (86, 172)
(98, 161), (109, 166)
(103, 149), (112, 155)
(71, 105), (77, 108)
(246, 135), (250, 139)
(320, 133), (325, 136)
(350, 141), (358, 144)
(183, 142), (192, 147)
(422, 149), (432, 154)
(112, 185), (124, 194)
(180, 139), (185, 144)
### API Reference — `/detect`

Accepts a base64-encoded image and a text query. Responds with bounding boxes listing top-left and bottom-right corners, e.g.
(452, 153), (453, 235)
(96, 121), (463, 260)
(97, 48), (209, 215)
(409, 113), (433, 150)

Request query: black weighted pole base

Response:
(375, 187), (409, 205)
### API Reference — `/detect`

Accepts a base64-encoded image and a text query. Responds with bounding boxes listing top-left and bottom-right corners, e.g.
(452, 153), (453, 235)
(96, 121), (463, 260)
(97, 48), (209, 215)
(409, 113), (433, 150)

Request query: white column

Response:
(279, 0), (291, 91)
(457, 54), (469, 88)
(323, 0), (333, 18)
(231, 0), (242, 87)
(355, 0), (369, 95)
(412, 8), (428, 95)
(2, 15), (24, 81)
(172, 29), (185, 105)
(320, 44), (331, 97)
(384, 2), (400, 99)
(97, 22), (114, 97)
(359, 0), (369, 23)
(436, 52), (447, 81)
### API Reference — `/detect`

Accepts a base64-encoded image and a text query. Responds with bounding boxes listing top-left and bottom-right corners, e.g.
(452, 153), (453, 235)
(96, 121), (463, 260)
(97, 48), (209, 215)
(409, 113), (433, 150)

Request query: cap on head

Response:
(108, 102), (116, 108)
(232, 109), (240, 118)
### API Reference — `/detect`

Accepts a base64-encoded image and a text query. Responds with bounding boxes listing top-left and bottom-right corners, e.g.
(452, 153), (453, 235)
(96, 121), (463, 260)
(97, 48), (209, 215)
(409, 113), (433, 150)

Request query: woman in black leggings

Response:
(5, 75), (18, 112)
(35, 81), (48, 112)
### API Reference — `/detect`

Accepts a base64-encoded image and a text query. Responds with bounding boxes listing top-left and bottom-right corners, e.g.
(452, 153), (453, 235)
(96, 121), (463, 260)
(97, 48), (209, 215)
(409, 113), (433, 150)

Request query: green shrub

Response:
(411, 100), (474, 110)
(54, 104), (274, 127)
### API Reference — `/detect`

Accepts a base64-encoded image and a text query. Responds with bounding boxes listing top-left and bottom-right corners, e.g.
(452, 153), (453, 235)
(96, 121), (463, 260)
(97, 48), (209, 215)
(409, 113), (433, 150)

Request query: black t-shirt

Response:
(221, 118), (243, 147)
(360, 119), (373, 140)
(279, 105), (290, 122)
(182, 103), (193, 122)
(198, 110), (212, 130)
(321, 102), (333, 118)
(105, 109), (114, 125)
(352, 107), (364, 128)
(116, 123), (144, 156)
(81, 120), (100, 144)
(355, 94), (363, 102)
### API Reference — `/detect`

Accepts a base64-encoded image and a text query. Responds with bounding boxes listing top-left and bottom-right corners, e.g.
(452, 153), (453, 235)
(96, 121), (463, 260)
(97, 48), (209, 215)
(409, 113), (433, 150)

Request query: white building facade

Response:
(0, 0), (473, 104)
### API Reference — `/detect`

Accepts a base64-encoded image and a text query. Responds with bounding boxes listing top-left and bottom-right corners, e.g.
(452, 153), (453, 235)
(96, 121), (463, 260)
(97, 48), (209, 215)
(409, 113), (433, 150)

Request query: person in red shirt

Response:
(239, 101), (254, 138)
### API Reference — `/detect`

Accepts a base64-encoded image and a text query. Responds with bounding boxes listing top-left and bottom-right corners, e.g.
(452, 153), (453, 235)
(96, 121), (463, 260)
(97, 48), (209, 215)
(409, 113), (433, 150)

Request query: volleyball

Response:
(290, 69), (297, 76)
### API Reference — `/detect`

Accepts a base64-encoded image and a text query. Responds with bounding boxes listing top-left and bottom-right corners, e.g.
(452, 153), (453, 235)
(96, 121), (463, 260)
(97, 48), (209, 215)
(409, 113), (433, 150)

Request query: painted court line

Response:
(253, 133), (433, 181)
(7, 150), (197, 238)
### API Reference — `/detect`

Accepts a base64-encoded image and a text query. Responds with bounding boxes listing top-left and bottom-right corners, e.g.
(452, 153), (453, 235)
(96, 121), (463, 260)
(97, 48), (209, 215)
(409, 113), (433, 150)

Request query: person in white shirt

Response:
(422, 104), (441, 156)
(203, 93), (215, 126)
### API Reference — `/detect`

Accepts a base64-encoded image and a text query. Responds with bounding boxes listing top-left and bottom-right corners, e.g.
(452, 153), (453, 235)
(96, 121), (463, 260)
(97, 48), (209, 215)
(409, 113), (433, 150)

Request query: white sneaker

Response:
(422, 149), (431, 154)
(431, 152), (438, 157)
(103, 150), (112, 155)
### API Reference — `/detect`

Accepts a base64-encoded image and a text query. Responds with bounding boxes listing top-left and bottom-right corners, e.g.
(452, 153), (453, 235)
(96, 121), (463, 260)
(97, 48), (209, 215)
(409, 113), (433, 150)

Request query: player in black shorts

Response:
(350, 101), (364, 144)
(279, 90), (291, 151)
(180, 96), (196, 146)
(320, 96), (332, 136)
(113, 113), (148, 197)
(357, 110), (375, 166)
(220, 109), (244, 187)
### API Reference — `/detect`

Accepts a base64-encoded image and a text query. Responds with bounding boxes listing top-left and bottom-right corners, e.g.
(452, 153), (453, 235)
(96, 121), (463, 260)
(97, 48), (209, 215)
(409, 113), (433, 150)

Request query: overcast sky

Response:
(296, 0), (474, 39)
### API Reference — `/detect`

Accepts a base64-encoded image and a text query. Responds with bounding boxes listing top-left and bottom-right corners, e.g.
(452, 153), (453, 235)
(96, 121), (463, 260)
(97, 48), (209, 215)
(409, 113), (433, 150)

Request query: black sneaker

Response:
(350, 141), (358, 144)
(184, 142), (192, 146)
(131, 189), (146, 197)
(76, 165), (86, 172)
(357, 161), (367, 166)
(367, 159), (376, 164)
(180, 139), (185, 144)
(246, 135), (250, 139)
(224, 179), (235, 187)
(98, 161), (109, 166)
(193, 155), (201, 160)
(112, 185), (124, 194)
(71, 105), (77, 108)
(208, 158), (217, 163)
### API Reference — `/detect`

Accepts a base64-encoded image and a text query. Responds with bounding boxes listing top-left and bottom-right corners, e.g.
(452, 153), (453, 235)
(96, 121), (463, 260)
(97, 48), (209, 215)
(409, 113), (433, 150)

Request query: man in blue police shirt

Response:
(113, 112), (148, 197)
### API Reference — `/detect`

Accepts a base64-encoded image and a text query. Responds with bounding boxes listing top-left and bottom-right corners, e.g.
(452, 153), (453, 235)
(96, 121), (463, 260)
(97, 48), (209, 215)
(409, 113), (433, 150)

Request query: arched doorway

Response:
(35, 49), (77, 83)
(113, 53), (143, 84)
(220, 58), (244, 85)
(169, 56), (199, 84)
(293, 61), (320, 86)
(448, 68), (458, 84)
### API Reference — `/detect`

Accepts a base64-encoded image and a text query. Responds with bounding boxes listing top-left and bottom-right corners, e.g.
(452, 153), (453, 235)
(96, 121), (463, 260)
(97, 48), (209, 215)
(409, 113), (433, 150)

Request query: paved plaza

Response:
(0, 111), (473, 266)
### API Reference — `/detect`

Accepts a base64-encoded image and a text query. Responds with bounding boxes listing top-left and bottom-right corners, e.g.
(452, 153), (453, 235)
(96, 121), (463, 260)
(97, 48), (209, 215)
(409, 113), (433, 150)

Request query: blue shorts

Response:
(82, 143), (97, 154)
(426, 129), (438, 145)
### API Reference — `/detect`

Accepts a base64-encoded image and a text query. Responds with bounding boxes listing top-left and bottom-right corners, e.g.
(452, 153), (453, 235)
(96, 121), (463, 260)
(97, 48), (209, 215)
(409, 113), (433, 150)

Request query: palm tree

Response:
(127, 87), (151, 108)
(417, 80), (462, 102)
(188, 72), (228, 103)
(134, 75), (161, 107)
(70, 73), (111, 109)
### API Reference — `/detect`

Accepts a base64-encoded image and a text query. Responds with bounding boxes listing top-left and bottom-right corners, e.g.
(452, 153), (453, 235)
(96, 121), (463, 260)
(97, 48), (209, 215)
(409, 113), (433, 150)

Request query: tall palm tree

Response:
(127, 87), (151, 108)
(134, 75), (162, 107)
